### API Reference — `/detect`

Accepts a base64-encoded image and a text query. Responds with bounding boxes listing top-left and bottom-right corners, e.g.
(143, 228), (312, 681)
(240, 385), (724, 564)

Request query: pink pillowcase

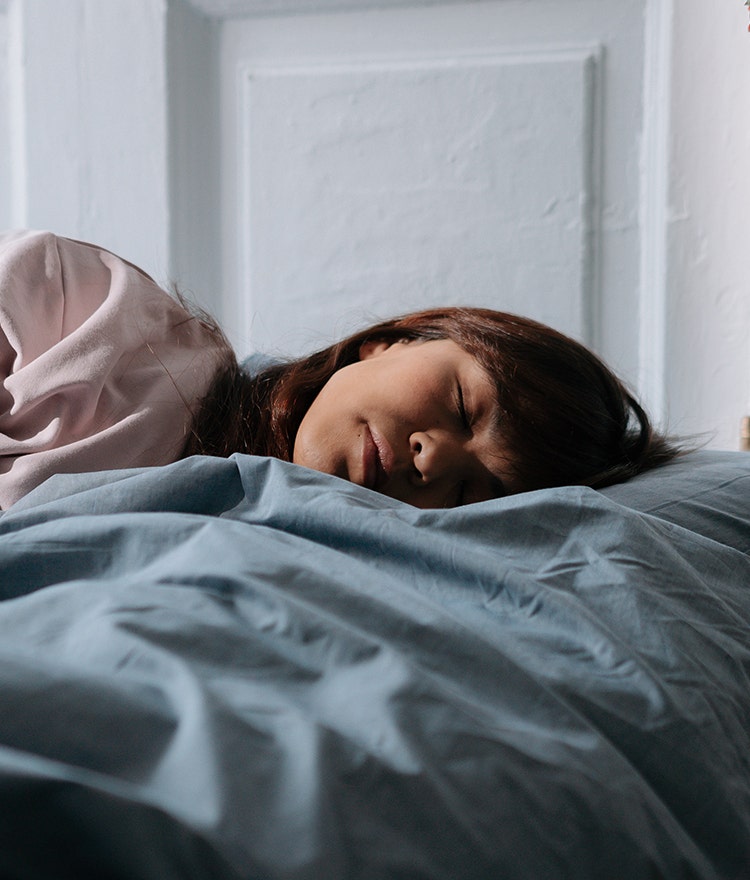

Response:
(0, 231), (227, 508)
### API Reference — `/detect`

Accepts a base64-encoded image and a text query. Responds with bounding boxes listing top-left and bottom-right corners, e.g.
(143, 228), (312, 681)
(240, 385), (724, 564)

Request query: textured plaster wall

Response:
(0, 0), (749, 448)
(0, 0), (170, 276)
(218, 0), (650, 375)
(663, 0), (750, 448)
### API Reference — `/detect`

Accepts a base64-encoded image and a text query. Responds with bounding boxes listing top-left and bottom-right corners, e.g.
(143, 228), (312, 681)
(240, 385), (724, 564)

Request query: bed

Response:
(0, 448), (749, 879)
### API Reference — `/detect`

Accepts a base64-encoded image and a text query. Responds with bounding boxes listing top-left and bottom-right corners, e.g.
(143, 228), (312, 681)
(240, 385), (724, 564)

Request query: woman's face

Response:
(292, 338), (519, 508)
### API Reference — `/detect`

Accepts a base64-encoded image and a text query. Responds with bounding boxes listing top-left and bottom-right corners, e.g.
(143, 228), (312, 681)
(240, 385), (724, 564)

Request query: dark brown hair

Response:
(183, 307), (680, 493)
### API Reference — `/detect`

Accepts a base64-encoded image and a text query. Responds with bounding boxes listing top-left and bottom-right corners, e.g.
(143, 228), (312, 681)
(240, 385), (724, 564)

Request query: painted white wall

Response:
(166, 0), (222, 308)
(662, 0), (750, 449)
(0, 0), (222, 306)
(0, 0), (748, 449)
(0, 4), (10, 232)
(1, 0), (171, 277)
(217, 0), (649, 382)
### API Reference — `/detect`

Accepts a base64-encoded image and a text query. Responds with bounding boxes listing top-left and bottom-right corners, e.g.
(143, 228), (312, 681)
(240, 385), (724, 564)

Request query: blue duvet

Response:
(0, 452), (749, 879)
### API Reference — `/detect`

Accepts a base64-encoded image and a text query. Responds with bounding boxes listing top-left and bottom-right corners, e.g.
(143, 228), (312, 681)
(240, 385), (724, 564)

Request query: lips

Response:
(362, 424), (391, 491)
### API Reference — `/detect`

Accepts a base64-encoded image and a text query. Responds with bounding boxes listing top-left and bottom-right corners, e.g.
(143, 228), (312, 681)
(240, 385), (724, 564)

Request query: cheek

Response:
(292, 421), (327, 471)
(292, 396), (328, 469)
(291, 375), (355, 474)
(293, 411), (342, 474)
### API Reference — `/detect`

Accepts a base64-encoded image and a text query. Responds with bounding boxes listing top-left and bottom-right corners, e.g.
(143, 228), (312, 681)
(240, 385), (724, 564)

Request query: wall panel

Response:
(217, 0), (647, 392)
(239, 50), (600, 353)
(2, 0), (747, 447)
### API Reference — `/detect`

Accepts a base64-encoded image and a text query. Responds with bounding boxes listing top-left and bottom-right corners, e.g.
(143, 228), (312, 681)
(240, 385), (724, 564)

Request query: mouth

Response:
(362, 424), (391, 491)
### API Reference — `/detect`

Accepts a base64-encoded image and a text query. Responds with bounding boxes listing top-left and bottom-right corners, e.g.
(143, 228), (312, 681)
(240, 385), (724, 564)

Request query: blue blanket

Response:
(0, 452), (749, 879)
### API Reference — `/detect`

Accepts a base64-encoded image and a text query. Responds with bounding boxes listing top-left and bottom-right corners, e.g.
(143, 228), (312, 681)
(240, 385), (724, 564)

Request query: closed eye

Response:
(455, 382), (470, 430)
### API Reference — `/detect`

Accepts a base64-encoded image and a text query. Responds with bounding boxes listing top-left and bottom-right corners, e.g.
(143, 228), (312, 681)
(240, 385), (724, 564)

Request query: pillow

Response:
(600, 450), (750, 555)
(240, 352), (281, 375)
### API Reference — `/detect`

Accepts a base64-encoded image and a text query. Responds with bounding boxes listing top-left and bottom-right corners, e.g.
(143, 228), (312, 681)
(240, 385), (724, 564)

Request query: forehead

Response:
(421, 339), (496, 392)
(400, 337), (486, 371)
(395, 339), (497, 403)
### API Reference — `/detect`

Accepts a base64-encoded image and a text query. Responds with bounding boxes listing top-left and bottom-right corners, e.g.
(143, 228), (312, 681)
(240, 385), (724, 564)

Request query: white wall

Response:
(166, 0), (222, 308)
(0, 3), (10, 232)
(0, 0), (171, 276)
(216, 0), (646, 371)
(662, 0), (750, 449)
(0, 0), (749, 449)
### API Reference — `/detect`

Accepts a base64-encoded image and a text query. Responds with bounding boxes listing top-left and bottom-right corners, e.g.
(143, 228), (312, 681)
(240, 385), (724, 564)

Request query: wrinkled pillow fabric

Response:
(0, 230), (226, 508)
(601, 450), (750, 555)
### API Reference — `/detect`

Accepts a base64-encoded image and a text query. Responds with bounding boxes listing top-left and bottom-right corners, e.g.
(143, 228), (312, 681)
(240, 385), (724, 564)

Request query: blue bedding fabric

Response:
(0, 451), (749, 879)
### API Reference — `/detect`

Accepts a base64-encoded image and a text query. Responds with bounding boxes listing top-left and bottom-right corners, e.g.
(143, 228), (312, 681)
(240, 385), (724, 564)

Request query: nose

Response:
(409, 430), (463, 484)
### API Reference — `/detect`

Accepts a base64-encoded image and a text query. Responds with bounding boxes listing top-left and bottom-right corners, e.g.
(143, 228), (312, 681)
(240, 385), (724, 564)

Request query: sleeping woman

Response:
(0, 230), (679, 509)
